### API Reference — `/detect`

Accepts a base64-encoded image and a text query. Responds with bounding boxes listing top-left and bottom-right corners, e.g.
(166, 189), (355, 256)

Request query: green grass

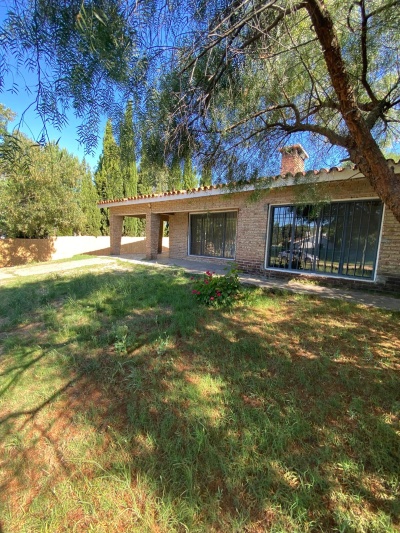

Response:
(0, 261), (399, 532)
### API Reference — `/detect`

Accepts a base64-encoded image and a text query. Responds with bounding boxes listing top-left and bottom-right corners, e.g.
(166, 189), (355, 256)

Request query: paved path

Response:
(0, 257), (117, 281)
(118, 255), (400, 312)
(1, 255), (399, 312)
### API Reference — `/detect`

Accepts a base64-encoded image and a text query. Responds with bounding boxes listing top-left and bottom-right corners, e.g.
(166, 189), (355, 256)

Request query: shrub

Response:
(191, 266), (242, 307)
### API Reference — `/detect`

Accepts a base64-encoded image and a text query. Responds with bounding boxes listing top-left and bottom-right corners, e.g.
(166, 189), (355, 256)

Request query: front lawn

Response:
(0, 261), (399, 532)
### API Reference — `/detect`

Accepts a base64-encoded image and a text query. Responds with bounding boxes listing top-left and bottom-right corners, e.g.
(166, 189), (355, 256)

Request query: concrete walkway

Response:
(1, 254), (399, 312)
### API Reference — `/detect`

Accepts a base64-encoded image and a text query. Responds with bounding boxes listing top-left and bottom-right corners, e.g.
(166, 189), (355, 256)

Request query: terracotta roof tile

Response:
(96, 161), (398, 206)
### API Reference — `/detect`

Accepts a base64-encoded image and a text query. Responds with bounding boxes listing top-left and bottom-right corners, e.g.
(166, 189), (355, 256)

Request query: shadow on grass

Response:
(0, 265), (399, 531)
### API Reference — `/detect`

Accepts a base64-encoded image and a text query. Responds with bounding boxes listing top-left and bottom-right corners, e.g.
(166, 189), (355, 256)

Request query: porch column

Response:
(110, 214), (124, 255)
(146, 212), (161, 259)
(158, 218), (164, 254)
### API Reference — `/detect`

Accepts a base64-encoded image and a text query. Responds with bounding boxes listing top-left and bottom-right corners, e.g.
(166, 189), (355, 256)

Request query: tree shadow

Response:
(0, 267), (399, 531)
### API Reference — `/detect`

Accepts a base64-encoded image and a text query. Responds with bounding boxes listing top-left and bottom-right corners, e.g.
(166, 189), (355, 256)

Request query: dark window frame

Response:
(265, 199), (383, 280)
(189, 211), (237, 259)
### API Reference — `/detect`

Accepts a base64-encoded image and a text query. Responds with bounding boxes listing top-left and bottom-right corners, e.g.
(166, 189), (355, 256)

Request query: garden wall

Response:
(0, 236), (148, 268)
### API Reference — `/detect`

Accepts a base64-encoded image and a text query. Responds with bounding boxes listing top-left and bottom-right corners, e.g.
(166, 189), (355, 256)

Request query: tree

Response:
(200, 164), (213, 187)
(138, 130), (169, 194)
(0, 135), (89, 238)
(119, 101), (139, 235)
(168, 153), (183, 191)
(1, 1), (400, 220)
(95, 120), (123, 234)
(79, 167), (101, 236)
(0, 104), (19, 171)
(183, 152), (198, 190)
(0, 104), (15, 135)
(160, 0), (400, 219)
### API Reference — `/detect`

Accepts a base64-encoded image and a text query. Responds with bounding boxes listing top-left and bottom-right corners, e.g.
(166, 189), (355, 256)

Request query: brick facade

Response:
(107, 171), (400, 292)
(110, 215), (124, 255)
(145, 212), (162, 260)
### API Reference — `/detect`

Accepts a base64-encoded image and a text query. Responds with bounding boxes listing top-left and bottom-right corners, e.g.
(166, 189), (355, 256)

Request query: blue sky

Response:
(0, 0), (105, 170)
(1, 81), (105, 171)
(0, 2), (398, 176)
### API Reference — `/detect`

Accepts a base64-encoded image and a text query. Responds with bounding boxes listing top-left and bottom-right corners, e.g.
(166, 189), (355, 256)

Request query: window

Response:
(190, 212), (237, 259)
(267, 200), (383, 279)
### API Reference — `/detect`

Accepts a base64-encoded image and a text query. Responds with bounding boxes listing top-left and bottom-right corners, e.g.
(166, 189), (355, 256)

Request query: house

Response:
(98, 146), (400, 292)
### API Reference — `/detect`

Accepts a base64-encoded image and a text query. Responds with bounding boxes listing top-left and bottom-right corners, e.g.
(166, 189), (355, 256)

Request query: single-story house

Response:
(98, 145), (400, 292)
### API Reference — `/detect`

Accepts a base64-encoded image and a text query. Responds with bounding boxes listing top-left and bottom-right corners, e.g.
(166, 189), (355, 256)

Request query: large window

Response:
(267, 200), (383, 279)
(190, 211), (237, 259)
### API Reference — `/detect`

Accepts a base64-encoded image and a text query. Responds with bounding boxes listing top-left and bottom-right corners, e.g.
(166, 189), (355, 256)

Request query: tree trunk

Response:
(305, 0), (400, 223)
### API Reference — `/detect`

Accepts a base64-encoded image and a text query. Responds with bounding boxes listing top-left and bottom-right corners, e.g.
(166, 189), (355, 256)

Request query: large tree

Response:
(1, 1), (399, 219)
(0, 135), (90, 238)
(95, 119), (123, 234)
(79, 166), (102, 236)
(167, 0), (400, 216)
(119, 101), (139, 235)
(183, 152), (198, 190)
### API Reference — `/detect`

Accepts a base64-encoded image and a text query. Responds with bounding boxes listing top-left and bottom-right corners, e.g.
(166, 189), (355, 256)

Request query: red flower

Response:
(210, 297), (214, 300)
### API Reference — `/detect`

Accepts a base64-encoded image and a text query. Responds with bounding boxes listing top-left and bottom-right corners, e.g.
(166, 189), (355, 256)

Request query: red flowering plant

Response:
(191, 266), (241, 307)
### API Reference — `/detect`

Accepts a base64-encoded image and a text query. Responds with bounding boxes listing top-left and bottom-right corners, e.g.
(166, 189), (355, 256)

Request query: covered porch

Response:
(110, 212), (171, 260)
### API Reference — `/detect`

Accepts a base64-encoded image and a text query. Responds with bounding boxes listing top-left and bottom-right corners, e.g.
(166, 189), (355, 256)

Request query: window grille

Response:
(267, 200), (383, 279)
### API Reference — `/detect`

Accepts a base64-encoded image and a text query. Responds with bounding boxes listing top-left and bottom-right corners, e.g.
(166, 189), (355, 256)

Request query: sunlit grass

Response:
(0, 261), (399, 532)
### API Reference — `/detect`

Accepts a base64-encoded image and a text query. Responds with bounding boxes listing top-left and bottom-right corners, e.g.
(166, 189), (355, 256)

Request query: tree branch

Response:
(367, 0), (400, 19)
(359, 0), (378, 105)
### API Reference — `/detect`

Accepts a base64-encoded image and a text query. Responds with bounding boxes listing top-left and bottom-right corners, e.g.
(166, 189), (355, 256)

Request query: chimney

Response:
(279, 144), (309, 175)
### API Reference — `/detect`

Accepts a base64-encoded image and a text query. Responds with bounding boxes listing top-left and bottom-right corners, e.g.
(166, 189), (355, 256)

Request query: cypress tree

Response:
(183, 152), (198, 189)
(168, 153), (182, 191)
(95, 120), (123, 235)
(200, 164), (212, 186)
(120, 101), (139, 236)
(79, 166), (101, 236)
(139, 132), (167, 195)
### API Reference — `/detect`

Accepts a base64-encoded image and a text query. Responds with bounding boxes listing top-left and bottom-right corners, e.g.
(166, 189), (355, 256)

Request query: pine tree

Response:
(95, 120), (123, 235)
(183, 152), (198, 189)
(120, 101), (139, 235)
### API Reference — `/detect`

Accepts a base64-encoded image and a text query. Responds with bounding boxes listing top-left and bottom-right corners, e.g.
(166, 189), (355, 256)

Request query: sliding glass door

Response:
(190, 212), (237, 259)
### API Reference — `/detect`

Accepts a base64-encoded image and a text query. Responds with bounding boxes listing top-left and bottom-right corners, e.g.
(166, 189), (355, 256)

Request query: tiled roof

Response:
(97, 159), (400, 207)
(98, 182), (231, 205)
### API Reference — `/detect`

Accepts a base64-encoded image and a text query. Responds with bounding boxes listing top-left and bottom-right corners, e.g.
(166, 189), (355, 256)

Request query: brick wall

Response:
(376, 208), (400, 281)
(169, 212), (188, 258)
(108, 177), (400, 290)
(146, 213), (161, 259)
